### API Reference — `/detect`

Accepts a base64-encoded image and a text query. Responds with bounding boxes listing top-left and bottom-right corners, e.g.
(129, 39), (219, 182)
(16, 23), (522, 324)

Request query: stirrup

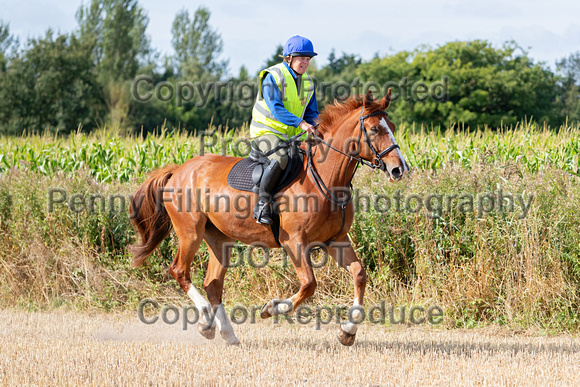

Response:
(253, 202), (273, 225)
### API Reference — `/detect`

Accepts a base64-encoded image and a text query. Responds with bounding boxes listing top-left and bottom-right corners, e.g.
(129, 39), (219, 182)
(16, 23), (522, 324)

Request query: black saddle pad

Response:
(227, 152), (304, 193)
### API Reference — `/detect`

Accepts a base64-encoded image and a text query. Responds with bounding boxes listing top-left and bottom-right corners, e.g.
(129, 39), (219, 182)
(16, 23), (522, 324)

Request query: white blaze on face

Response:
(379, 117), (408, 172)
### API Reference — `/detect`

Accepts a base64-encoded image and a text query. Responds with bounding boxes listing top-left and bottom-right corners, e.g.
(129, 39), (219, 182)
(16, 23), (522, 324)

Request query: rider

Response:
(250, 35), (319, 224)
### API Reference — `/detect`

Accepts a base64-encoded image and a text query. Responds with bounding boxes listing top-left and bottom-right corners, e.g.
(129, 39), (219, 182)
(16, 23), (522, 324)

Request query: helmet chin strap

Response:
(287, 58), (303, 75)
(287, 56), (297, 72)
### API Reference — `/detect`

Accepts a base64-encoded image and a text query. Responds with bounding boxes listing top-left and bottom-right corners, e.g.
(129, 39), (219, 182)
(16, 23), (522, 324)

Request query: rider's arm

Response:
(262, 73), (303, 128)
(302, 89), (319, 126)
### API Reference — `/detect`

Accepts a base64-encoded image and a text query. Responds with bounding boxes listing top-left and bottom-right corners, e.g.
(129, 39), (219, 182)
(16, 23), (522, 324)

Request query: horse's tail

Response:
(129, 164), (178, 267)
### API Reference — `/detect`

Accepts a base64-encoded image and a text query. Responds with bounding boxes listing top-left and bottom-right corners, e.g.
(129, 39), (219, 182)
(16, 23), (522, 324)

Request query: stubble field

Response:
(2, 123), (580, 385)
(1, 310), (579, 386)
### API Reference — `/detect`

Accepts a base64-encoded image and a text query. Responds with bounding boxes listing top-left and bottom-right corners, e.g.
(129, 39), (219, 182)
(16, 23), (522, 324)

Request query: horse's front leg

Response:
(327, 235), (367, 346)
(260, 239), (316, 318)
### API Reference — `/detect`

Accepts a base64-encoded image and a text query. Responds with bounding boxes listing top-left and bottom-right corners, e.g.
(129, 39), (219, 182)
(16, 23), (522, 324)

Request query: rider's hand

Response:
(299, 120), (317, 135)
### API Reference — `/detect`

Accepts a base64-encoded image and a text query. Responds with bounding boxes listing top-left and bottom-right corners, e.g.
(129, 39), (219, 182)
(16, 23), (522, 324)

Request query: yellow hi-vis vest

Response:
(250, 63), (315, 140)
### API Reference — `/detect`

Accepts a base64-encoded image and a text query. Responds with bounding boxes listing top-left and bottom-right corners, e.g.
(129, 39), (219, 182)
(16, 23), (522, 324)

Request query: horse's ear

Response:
(364, 90), (374, 106)
(379, 88), (392, 110)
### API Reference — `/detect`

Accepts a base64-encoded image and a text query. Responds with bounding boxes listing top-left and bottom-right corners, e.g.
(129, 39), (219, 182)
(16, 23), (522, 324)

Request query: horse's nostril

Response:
(391, 167), (401, 178)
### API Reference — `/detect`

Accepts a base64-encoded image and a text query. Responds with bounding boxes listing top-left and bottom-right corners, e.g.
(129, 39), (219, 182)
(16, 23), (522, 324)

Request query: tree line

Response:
(0, 0), (579, 135)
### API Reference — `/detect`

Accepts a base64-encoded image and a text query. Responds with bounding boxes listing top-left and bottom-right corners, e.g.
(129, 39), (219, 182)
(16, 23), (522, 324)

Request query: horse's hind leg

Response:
(203, 227), (240, 345)
(167, 214), (216, 340)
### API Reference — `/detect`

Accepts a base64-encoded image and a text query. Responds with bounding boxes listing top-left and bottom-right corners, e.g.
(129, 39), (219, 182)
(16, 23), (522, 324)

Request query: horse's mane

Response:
(318, 95), (384, 132)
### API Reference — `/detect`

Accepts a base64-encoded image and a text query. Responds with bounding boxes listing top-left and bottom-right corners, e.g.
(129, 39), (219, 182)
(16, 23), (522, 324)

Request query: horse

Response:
(129, 89), (408, 346)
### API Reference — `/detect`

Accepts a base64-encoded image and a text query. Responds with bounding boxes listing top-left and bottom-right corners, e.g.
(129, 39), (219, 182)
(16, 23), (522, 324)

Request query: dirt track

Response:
(0, 310), (579, 386)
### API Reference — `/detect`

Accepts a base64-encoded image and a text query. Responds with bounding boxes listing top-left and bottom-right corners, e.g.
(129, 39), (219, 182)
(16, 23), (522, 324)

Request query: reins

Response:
(301, 107), (400, 248)
(257, 107), (400, 250)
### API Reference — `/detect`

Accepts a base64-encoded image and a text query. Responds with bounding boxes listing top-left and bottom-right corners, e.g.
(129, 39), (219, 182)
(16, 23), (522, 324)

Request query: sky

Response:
(2, 0), (580, 76)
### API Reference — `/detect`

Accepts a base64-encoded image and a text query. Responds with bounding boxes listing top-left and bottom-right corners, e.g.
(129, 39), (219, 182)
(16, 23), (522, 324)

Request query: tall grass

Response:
(402, 122), (580, 174)
(1, 121), (579, 331)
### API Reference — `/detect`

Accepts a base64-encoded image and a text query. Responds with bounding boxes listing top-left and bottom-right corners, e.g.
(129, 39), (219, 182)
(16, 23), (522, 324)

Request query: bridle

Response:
(357, 107), (400, 171)
(301, 106), (401, 247)
(308, 107), (400, 173)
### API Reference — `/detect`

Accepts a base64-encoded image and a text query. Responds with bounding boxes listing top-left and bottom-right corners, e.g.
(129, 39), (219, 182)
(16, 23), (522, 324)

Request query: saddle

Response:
(227, 141), (304, 246)
(226, 141), (304, 194)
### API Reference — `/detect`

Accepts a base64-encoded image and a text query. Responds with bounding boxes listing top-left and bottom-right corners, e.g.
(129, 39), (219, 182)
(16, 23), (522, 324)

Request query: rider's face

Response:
(290, 56), (311, 75)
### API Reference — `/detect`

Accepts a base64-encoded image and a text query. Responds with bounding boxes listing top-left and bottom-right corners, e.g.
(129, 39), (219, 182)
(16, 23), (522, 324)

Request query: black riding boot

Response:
(253, 159), (284, 225)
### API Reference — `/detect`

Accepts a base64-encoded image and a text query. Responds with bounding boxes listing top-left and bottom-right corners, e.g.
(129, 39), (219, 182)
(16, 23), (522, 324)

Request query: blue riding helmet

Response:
(283, 35), (318, 57)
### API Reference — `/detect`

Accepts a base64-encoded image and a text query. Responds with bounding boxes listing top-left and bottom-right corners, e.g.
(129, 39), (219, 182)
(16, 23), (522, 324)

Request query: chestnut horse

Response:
(130, 90), (408, 346)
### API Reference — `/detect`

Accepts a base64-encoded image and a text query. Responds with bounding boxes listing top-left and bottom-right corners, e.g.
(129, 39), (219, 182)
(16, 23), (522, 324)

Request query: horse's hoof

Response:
(219, 329), (241, 346)
(337, 326), (356, 346)
(198, 323), (216, 340)
(226, 338), (241, 346)
(260, 302), (272, 319)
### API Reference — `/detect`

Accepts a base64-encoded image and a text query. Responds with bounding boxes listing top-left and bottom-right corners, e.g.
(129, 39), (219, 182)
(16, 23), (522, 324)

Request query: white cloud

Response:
(499, 23), (580, 65)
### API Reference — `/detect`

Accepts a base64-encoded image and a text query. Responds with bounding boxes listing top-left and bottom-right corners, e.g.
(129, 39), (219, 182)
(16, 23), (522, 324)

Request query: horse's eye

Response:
(370, 126), (379, 134)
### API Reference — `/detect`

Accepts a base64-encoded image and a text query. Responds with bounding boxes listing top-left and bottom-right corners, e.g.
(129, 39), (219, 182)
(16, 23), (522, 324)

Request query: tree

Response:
(76, 0), (153, 129)
(238, 65), (249, 81)
(357, 40), (559, 129)
(76, 0), (152, 82)
(0, 31), (106, 134)
(0, 21), (18, 71)
(556, 52), (580, 124)
(557, 52), (580, 82)
(311, 49), (362, 108)
(327, 49), (361, 75)
(171, 7), (228, 81)
(160, 7), (233, 133)
(0, 21), (16, 54)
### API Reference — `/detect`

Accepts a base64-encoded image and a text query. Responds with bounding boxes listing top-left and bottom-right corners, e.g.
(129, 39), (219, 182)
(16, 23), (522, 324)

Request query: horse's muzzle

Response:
(386, 160), (409, 182)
